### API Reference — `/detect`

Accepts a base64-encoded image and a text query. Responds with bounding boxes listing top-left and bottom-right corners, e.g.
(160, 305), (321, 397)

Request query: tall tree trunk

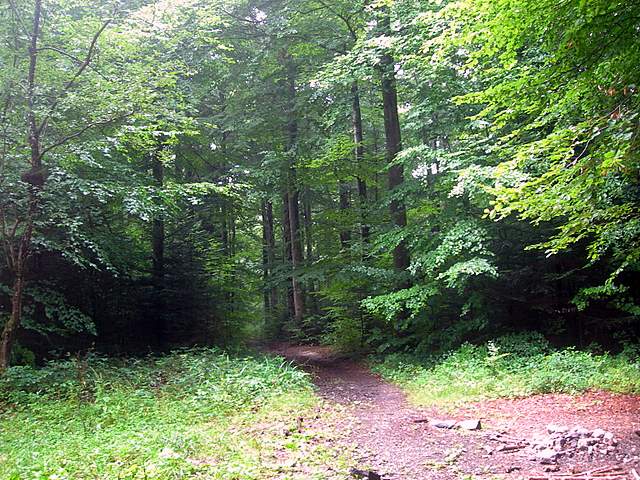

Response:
(282, 193), (295, 320)
(302, 188), (313, 261)
(338, 181), (352, 250)
(283, 51), (304, 324)
(0, 0), (42, 372)
(302, 189), (320, 316)
(380, 23), (410, 284)
(288, 187), (305, 324)
(151, 146), (165, 345)
(0, 251), (27, 371)
(261, 201), (271, 318)
(261, 200), (278, 318)
(221, 204), (229, 254)
(352, 82), (370, 250)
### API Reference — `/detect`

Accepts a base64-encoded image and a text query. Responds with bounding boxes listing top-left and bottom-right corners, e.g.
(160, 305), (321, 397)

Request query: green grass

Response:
(0, 348), (351, 480)
(372, 333), (640, 407)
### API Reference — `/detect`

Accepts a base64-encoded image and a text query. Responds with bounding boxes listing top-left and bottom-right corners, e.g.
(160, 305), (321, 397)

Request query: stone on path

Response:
(536, 448), (560, 464)
(430, 419), (457, 429)
(457, 419), (482, 431)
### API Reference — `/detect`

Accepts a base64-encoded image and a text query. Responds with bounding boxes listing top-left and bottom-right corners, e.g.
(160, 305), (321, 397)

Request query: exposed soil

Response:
(267, 343), (640, 480)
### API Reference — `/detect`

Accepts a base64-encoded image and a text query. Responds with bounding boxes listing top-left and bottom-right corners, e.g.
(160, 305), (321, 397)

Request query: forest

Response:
(0, 0), (639, 479)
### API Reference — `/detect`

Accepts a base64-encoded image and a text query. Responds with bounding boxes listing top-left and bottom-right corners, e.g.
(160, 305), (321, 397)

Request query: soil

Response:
(267, 343), (640, 480)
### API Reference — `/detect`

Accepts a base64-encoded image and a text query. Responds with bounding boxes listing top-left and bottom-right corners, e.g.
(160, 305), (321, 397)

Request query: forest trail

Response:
(268, 344), (640, 480)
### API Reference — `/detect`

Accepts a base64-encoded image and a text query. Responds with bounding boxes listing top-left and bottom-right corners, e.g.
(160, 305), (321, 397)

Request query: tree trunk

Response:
(0, 0), (42, 372)
(261, 200), (278, 319)
(380, 26), (410, 282)
(302, 189), (320, 316)
(261, 201), (271, 317)
(0, 265), (25, 371)
(352, 82), (370, 250)
(288, 188), (305, 324)
(338, 181), (352, 250)
(283, 50), (304, 324)
(282, 193), (295, 320)
(151, 146), (165, 345)
(302, 188), (313, 261)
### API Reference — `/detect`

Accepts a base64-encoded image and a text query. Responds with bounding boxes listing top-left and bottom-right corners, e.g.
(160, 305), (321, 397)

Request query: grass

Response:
(0, 348), (351, 480)
(372, 333), (640, 407)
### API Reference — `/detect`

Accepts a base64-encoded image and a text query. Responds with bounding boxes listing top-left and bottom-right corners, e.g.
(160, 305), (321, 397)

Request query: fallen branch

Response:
(497, 444), (526, 452)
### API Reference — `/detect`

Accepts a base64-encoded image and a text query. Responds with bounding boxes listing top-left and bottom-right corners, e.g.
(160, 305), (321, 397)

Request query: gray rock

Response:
(457, 419), (482, 431)
(571, 427), (591, 438)
(547, 424), (569, 434)
(592, 428), (607, 438)
(537, 448), (560, 464)
(430, 419), (457, 429)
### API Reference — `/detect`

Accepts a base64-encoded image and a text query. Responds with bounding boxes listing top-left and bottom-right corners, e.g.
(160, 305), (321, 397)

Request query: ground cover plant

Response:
(0, 349), (349, 480)
(373, 334), (640, 406)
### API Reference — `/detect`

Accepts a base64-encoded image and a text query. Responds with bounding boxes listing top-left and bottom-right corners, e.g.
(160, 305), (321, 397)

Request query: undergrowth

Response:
(373, 333), (640, 406)
(0, 348), (349, 480)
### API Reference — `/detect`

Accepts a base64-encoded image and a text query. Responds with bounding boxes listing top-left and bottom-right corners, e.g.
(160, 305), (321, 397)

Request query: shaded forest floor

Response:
(267, 343), (640, 480)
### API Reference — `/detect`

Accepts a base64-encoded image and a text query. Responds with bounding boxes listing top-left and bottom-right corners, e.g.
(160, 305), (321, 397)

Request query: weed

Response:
(0, 348), (350, 479)
(373, 334), (640, 406)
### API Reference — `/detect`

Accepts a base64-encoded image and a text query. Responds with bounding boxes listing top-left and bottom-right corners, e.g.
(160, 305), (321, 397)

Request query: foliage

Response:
(0, 348), (351, 479)
(1, 0), (638, 364)
(373, 333), (640, 406)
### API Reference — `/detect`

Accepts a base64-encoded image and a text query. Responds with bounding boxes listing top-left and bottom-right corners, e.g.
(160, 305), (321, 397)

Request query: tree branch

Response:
(37, 18), (112, 138)
(36, 46), (113, 82)
(40, 111), (134, 158)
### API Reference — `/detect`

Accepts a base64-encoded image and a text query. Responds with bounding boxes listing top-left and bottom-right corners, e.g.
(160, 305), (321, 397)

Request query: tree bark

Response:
(380, 25), (410, 282)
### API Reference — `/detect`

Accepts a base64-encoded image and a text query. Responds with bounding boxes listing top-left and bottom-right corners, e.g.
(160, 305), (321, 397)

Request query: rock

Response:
(430, 419), (457, 429)
(577, 438), (593, 450)
(537, 448), (560, 464)
(547, 424), (569, 434)
(457, 419), (482, 431)
(571, 427), (591, 437)
(604, 432), (614, 442)
(350, 468), (381, 480)
(592, 428), (607, 438)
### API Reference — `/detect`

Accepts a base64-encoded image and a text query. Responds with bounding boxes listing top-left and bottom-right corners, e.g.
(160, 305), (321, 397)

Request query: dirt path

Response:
(268, 343), (640, 480)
